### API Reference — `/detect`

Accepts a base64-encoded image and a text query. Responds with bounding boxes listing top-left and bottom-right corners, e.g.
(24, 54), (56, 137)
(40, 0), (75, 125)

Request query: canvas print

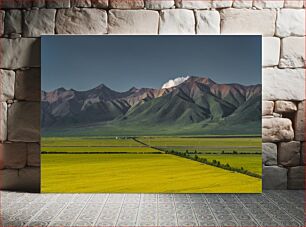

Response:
(41, 35), (262, 193)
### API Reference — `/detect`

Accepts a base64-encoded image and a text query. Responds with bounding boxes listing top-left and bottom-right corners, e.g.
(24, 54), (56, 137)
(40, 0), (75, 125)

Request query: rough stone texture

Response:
(294, 101), (305, 141)
(110, 0), (144, 9)
(0, 143), (27, 169)
(27, 143), (40, 167)
(0, 38), (40, 69)
(109, 10), (159, 34)
(56, 8), (107, 34)
(262, 118), (294, 142)
(159, 9), (195, 34)
(220, 9), (276, 36)
(0, 102), (7, 142)
(301, 142), (305, 165)
(8, 102), (40, 142)
(232, 0), (253, 8)
(262, 143), (277, 166)
(145, 0), (175, 9)
(4, 9), (22, 35)
(91, 0), (109, 8)
(274, 101), (297, 113)
(276, 9), (305, 37)
(0, 10), (4, 35)
(262, 101), (274, 115)
(0, 0), (32, 9)
(175, 0), (212, 9)
(71, 0), (92, 7)
(253, 0), (284, 8)
(195, 10), (220, 34)
(46, 0), (71, 8)
(262, 166), (288, 189)
(284, 0), (304, 8)
(278, 141), (301, 167)
(0, 69), (15, 102)
(262, 68), (305, 101)
(288, 166), (304, 189)
(262, 37), (280, 67)
(280, 37), (305, 68)
(23, 9), (56, 37)
(212, 0), (233, 8)
(32, 0), (46, 8)
(15, 69), (41, 101)
(0, 167), (40, 192)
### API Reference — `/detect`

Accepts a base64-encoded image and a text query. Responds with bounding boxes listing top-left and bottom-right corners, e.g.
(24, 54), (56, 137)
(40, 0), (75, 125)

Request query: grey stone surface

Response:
(220, 8), (276, 36)
(8, 102), (40, 142)
(109, 10), (159, 34)
(288, 166), (304, 189)
(0, 38), (40, 69)
(0, 69), (15, 102)
(278, 141), (301, 167)
(23, 9), (56, 37)
(212, 0), (233, 8)
(15, 68), (41, 101)
(32, 0), (46, 8)
(232, 0), (252, 8)
(0, 167), (40, 192)
(284, 0), (304, 8)
(0, 142), (27, 169)
(145, 0), (175, 9)
(46, 0), (70, 8)
(262, 37), (280, 67)
(27, 143), (40, 167)
(4, 9), (22, 35)
(0, 102), (7, 142)
(262, 101), (274, 115)
(71, 0), (92, 7)
(0, 0), (32, 9)
(253, 0), (284, 8)
(263, 68), (305, 101)
(262, 117), (294, 142)
(263, 166), (288, 189)
(0, 10), (4, 35)
(274, 100), (297, 113)
(280, 37), (305, 68)
(276, 9), (305, 37)
(301, 142), (305, 165)
(195, 10), (220, 34)
(110, 0), (144, 8)
(294, 101), (305, 141)
(56, 8), (107, 34)
(262, 143), (277, 166)
(91, 0), (109, 8)
(159, 9), (195, 34)
(175, 0), (211, 9)
(1, 191), (304, 226)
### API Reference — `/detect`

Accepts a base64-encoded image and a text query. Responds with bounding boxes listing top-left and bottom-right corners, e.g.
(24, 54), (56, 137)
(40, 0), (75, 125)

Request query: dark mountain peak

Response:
(128, 86), (139, 92)
(186, 76), (216, 86)
(94, 83), (110, 90)
(54, 87), (67, 92)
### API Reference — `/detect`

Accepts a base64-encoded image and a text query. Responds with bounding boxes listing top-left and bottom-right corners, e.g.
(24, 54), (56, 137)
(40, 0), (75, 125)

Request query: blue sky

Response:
(42, 35), (261, 92)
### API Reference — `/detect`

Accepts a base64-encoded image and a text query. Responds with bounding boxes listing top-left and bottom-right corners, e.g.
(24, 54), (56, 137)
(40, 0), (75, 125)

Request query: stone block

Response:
(32, 0), (46, 8)
(0, 167), (40, 192)
(288, 166), (304, 189)
(220, 9), (276, 36)
(294, 101), (305, 141)
(0, 69), (15, 102)
(212, 0), (233, 8)
(110, 0), (144, 8)
(284, 0), (304, 8)
(195, 10), (220, 34)
(46, 0), (70, 8)
(91, 0), (108, 8)
(0, 38), (40, 69)
(27, 143), (40, 167)
(253, 0), (284, 8)
(109, 10), (159, 34)
(71, 0), (92, 7)
(175, 0), (212, 9)
(262, 118), (294, 142)
(8, 102), (40, 142)
(159, 9), (195, 34)
(4, 9), (22, 35)
(232, 0), (253, 8)
(301, 142), (305, 165)
(23, 9), (56, 37)
(276, 9), (305, 37)
(262, 68), (305, 101)
(145, 0), (175, 9)
(0, 0), (32, 9)
(0, 10), (4, 35)
(262, 143), (277, 166)
(0, 142), (27, 169)
(15, 68), (41, 101)
(56, 8), (107, 34)
(280, 37), (305, 68)
(0, 102), (7, 142)
(278, 141), (301, 167)
(262, 166), (287, 189)
(274, 101), (297, 113)
(262, 37), (280, 67)
(262, 101), (274, 115)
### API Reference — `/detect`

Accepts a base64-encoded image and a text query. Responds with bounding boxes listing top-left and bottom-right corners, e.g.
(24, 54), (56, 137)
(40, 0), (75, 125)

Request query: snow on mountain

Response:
(161, 76), (190, 89)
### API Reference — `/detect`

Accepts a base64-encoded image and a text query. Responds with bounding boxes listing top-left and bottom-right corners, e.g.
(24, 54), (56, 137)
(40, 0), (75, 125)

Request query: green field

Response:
(42, 146), (161, 153)
(41, 153), (261, 193)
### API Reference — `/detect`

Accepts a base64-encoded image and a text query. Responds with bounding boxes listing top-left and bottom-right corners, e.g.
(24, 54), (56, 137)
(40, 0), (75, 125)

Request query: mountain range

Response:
(41, 76), (262, 136)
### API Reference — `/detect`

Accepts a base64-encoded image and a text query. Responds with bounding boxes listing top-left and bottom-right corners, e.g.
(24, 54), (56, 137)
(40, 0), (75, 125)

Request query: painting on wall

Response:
(41, 35), (262, 193)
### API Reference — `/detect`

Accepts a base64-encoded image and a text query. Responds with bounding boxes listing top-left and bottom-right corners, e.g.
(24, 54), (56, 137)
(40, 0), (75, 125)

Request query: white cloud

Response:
(161, 76), (190, 89)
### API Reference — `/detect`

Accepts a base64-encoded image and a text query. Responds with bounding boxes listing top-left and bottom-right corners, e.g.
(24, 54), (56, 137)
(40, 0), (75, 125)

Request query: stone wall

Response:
(0, 0), (305, 192)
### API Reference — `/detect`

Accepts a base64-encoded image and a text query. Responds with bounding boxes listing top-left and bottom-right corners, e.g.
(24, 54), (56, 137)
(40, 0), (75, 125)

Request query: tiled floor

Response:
(1, 190), (304, 227)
